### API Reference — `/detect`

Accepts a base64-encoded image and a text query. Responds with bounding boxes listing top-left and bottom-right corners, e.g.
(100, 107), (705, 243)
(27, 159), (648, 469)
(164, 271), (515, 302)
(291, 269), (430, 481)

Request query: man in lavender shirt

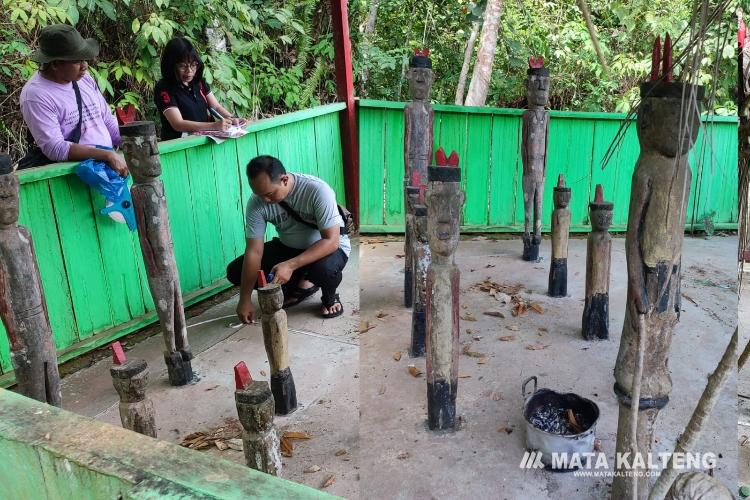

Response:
(19, 24), (128, 176)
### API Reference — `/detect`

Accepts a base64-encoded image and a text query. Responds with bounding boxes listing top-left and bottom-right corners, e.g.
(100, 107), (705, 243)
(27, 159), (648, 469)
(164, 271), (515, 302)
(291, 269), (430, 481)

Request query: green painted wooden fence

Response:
(0, 103), (346, 383)
(358, 99), (738, 233)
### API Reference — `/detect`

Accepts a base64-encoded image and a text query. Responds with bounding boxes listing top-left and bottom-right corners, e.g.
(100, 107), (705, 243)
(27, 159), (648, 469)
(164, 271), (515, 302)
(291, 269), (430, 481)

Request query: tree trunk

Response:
(359, 0), (380, 94)
(464, 0), (503, 106)
(455, 22), (480, 105)
(576, 0), (608, 74)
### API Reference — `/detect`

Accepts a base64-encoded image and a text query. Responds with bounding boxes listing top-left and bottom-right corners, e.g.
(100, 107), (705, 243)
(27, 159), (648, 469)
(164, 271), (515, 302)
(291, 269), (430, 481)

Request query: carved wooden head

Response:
(589, 184), (613, 230)
(407, 67), (433, 101)
(0, 171), (19, 227)
(526, 74), (550, 107)
(120, 121), (162, 182)
(258, 284), (284, 313)
(553, 174), (571, 208)
(637, 83), (703, 158)
(426, 163), (464, 258)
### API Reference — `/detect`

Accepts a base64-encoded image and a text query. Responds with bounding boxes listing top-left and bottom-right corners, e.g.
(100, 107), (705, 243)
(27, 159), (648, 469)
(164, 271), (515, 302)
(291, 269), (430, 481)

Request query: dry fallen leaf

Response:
(477, 357), (489, 364)
(226, 438), (243, 451)
(304, 465), (322, 473)
(321, 475), (336, 488)
(335, 448), (348, 456)
(359, 321), (377, 333)
(497, 426), (514, 434)
(204, 384), (220, 391)
(408, 365), (422, 377)
(280, 437), (293, 457)
(462, 344), (486, 358)
(594, 439), (603, 452)
(498, 335), (515, 341)
(507, 325), (520, 331)
(525, 343), (550, 351)
(283, 431), (311, 440)
(458, 374), (472, 379)
(378, 385), (386, 395)
(566, 409), (582, 434)
(215, 440), (229, 451)
(465, 328), (476, 334)
(483, 311), (505, 318)
(393, 351), (402, 361)
(376, 311), (389, 319)
(530, 302), (545, 314)
(395, 254), (405, 258)
(490, 391), (502, 401)
(260, 370), (267, 376)
(461, 313), (477, 321)
(473, 335), (483, 341)
(397, 450), (410, 460)
(538, 327), (549, 333)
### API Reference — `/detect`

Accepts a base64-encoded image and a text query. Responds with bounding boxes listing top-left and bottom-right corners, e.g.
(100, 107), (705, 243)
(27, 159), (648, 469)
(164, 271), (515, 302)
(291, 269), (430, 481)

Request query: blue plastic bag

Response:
(75, 151), (137, 231)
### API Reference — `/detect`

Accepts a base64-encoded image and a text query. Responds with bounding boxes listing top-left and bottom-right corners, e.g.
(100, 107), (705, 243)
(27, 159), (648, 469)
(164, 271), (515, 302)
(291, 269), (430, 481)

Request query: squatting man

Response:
(227, 155), (350, 321)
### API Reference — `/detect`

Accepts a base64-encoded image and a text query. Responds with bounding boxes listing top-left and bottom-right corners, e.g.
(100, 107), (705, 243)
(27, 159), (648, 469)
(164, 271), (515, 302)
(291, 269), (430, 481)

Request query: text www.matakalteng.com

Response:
(573, 470), (660, 478)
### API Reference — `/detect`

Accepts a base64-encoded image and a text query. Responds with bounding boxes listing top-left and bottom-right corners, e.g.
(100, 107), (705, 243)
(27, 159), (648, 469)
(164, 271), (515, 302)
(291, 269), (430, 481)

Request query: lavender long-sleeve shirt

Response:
(20, 72), (120, 161)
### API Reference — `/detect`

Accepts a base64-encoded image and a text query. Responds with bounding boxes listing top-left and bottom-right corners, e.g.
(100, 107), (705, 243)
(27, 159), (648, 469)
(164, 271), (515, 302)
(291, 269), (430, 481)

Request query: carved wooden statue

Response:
(521, 56), (550, 261)
(404, 186), (420, 308)
(665, 472), (734, 500)
(612, 36), (704, 500)
(425, 150), (464, 430)
(257, 272), (297, 415)
(0, 153), (61, 406)
(109, 341), (156, 437)
(120, 122), (192, 386)
(410, 202), (430, 357)
(403, 48), (433, 307)
(234, 361), (281, 475)
(548, 174), (570, 297)
(582, 185), (613, 340)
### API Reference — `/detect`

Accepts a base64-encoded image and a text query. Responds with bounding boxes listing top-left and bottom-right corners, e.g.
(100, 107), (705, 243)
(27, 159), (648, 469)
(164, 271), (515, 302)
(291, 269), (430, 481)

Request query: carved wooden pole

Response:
(663, 472), (734, 500)
(234, 361), (281, 475)
(582, 185), (613, 340)
(109, 341), (156, 437)
(548, 174), (570, 297)
(120, 122), (193, 386)
(425, 150), (464, 430)
(410, 202), (430, 356)
(257, 272), (297, 415)
(521, 57), (550, 261)
(403, 185), (419, 307)
(0, 154), (61, 406)
(611, 37), (704, 500)
(404, 48), (433, 306)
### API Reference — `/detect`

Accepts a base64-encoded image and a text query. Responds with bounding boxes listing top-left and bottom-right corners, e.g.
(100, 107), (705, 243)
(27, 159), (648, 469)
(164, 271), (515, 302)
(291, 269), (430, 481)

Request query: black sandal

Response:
(282, 285), (319, 309)
(321, 293), (344, 319)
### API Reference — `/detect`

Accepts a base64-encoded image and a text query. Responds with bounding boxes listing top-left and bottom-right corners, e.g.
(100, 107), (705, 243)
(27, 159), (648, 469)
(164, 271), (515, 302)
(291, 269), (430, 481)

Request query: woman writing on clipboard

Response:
(154, 37), (245, 140)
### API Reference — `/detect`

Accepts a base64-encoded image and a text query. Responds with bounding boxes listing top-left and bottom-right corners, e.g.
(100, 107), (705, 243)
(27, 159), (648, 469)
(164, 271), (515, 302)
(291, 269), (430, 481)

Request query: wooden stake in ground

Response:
(0, 154), (61, 406)
(257, 277), (297, 415)
(234, 362), (281, 475)
(120, 121), (193, 386)
(410, 203), (430, 357)
(404, 185), (420, 308)
(109, 341), (156, 437)
(582, 184), (613, 340)
(425, 150), (465, 430)
(662, 471), (733, 499)
(521, 57), (550, 261)
(611, 38), (704, 500)
(404, 48), (433, 307)
(548, 174), (570, 297)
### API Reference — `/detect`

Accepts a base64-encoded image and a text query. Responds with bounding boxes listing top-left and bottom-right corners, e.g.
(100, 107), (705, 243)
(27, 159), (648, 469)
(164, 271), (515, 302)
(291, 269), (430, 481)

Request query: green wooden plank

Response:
(691, 122), (738, 229)
(488, 115), (521, 227)
(383, 109), (405, 226)
(359, 108), (386, 226)
(211, 140), (246, 265)
(545, 117), (595, 226)
(185, 145), (225, 287)
(159, 150), (201, 293)
(277, 120), (319, 177)
(49, 176), (113, 337)
(434, 111), (468, 173)
(314, 113), (346, 201)
(235, 133), (260, 251)
(255, 128), (280, 160)
(463, 114), (493, 225)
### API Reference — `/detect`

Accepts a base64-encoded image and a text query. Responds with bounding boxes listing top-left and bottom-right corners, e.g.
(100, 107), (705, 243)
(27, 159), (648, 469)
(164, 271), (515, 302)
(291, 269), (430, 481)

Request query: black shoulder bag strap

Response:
(68, 80), (83, 143)
(278, 200), (318, 230)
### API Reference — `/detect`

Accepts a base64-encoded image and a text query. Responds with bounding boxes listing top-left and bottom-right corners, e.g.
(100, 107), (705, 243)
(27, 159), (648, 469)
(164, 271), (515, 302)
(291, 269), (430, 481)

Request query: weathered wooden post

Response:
(611, 36), (704, 499)
(403, 48), (433, 306)
(0, 153), (61, 406)
(663, 472), (734, 499)
(425, 150), (465, 430)
(109, 341), (157, 437)
(257, 271), (297, 415)
(410, 201), (430, 357)
(119, 122), (193, 386)
(234, 361), (281, 475)
(582, 185), (613, 340)
(548, 174), (570, 297)
(521, 56), (550, 261)
(403, 186), (420, 308)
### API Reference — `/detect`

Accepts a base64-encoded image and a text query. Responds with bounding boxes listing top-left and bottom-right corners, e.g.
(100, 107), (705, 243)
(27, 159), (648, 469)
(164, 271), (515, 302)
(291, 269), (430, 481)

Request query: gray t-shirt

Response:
(245, 173), (351, 257)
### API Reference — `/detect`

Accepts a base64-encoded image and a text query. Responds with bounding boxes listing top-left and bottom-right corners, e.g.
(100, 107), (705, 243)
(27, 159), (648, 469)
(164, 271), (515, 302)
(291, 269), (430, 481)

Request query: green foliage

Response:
(353, 0), (738, 114)
(0, 0), (337, 159)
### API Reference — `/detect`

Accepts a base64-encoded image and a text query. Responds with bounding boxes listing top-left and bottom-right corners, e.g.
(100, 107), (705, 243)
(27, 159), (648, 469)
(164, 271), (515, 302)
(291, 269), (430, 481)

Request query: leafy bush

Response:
(0, 0), (338, 160)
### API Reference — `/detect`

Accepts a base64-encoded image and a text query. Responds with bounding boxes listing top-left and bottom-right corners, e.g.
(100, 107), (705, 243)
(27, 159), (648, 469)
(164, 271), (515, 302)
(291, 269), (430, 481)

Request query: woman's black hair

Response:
(160, 37), (204, 85)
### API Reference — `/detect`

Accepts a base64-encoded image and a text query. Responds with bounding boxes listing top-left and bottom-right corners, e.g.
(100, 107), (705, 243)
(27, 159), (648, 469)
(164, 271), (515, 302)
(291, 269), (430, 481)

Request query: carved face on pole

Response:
(553, 187), (571, 209)
(0, 173), (19, 227)
(120, 122), (162, 182)
(526, 74), (550, 107)
(637, 82), (704, 158)
(407, 49), (433, 101)
(590, 205), (613, 231)
(258, 284), (284, 314)
(426, 180), (464, 257)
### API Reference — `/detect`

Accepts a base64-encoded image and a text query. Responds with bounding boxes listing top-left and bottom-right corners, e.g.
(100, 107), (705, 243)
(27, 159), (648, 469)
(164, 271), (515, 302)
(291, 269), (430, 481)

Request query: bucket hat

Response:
(31, 24), (99, 64)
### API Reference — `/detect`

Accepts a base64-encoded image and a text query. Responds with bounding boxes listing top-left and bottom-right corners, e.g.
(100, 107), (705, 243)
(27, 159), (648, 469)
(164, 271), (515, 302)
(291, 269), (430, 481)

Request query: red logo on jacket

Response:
(160, 90), (171, 104)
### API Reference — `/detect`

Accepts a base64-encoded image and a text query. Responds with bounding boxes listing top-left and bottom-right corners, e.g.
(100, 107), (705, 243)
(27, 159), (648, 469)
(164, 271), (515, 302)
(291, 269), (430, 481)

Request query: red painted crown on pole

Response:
(650, 34), (673, 82)
(234, 361), (253, 390)
(435, 147), (459, 168)
(528, 56), (544, 69)
(111, 341), (127, 365)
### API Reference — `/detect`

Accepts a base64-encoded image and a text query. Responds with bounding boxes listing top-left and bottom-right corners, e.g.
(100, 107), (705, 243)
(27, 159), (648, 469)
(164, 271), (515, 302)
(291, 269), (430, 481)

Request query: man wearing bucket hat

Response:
(19, 24), (127, 175)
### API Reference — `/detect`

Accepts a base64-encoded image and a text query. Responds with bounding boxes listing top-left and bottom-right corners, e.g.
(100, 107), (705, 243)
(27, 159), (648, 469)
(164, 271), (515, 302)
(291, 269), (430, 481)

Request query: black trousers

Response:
(226, 237), (348, 303)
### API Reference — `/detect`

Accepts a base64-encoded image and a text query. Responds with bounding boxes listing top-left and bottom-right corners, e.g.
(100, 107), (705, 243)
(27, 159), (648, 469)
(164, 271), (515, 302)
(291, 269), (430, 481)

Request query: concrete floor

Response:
(359, 235), (737, 499)
(59, 240), (360, 498)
